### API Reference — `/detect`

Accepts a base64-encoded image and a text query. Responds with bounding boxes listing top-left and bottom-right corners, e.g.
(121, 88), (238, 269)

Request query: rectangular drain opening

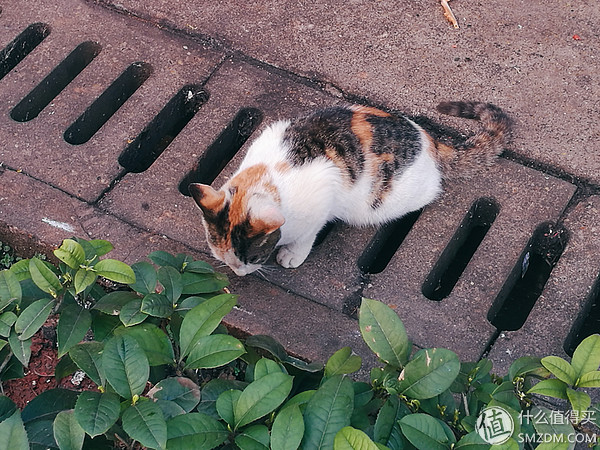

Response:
(564, 271), (600, 356)
(422, 197), (499, 301)
(64, 61), (153, 145)
(10, 41), (102, 122)
(0, 23), (51, 81)
(178, 107), (263, 195)
(118, 84), (209, 173)
(488, 222), (569, 331)
(357, 209), (422, 274)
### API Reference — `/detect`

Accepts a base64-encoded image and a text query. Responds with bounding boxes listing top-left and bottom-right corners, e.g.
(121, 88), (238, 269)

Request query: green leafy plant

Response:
(0, 238), (599, 449)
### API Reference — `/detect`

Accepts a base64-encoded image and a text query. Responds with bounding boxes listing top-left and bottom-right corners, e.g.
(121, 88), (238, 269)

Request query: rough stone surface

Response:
(97, 0), (600, 184)
(0, 0), (599, 374)
(363, 159), (576, 361)
(488, 196), (600, 374)
(0, 0), (223, 202)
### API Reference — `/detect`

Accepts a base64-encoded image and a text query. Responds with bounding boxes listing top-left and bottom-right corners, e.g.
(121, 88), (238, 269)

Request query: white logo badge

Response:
(476, 406), (514, 444)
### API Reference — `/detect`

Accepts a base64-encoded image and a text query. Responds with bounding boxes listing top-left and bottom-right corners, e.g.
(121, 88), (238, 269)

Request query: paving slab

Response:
(0, 0), (223, 202)
(0, 168), (375, 369)
(0, 0), (598, 374)
(99, 58), (334, 253)
(96, 0), (600, 185)
(488, 196), (600, 374)
(363, 159), (576, 361)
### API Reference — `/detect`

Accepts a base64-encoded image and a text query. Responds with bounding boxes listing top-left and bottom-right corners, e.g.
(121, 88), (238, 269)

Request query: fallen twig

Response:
(441, 0), (459, 28)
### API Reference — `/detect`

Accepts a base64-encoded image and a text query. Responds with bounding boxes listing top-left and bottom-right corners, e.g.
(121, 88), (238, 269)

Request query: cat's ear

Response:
(251, 205), (285, 236)
(189, 183), (226, 215)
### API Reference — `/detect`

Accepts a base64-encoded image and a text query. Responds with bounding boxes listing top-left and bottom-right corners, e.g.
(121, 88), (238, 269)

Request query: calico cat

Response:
(189, 101), (511, 276)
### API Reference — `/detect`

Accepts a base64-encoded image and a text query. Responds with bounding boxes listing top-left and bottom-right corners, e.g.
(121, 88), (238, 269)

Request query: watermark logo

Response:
(476, 406), (514, 444)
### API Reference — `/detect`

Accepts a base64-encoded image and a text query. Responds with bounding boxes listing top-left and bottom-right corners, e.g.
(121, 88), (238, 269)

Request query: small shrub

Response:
(0, 238), (598, 449)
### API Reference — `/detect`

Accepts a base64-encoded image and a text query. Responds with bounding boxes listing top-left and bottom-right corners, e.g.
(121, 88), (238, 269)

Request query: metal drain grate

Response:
(0, 0), (598, 370)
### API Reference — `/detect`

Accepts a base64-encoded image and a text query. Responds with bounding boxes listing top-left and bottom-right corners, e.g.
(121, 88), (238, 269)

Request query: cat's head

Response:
(189, 183), (284, 276)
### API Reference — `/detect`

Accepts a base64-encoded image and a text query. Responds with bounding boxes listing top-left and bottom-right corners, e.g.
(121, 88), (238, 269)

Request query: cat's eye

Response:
(242, 229), (281, 265)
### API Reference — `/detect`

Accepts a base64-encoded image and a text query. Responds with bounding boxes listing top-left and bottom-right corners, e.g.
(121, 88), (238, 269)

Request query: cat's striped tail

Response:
(432, 101), (512, 179)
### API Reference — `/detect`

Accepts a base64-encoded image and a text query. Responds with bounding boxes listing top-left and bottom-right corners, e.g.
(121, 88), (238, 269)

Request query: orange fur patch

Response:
(350, 106), (391, 153)
(228, 164), (281, 230)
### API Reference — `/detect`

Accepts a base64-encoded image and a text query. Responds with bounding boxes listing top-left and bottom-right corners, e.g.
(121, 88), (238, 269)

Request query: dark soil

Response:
(2, 316), (97, 409)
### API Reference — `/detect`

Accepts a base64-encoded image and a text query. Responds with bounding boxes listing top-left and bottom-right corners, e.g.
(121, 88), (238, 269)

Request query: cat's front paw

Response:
(276, 245), (309, 269)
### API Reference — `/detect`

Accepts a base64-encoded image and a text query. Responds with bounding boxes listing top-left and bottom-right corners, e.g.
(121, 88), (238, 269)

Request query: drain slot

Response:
(179, 107), (263, 195)
(64, 62), (153, 145)
(357, 209), (422, 274)
(564, 272), (600, 356)
(11, 41), (102, 122)
(0, 23), (51, 81)
(118, 84), (209, 173)
(488, 222), (569, 331)
(422, 198), (499, 301)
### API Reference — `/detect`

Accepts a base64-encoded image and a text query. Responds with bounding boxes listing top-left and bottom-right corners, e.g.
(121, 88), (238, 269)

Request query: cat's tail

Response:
(432, 101), (512, 179)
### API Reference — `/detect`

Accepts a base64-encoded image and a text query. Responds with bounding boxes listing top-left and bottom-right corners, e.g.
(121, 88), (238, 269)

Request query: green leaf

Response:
(531, 405), (575, 448)
(181, 271), (228, 295)
(102, 334), (149, 399)
(185, 334), (245, 369)
(85, 239), (114, 259)
(179, 293), (237, 358)
(566, 387), (591, 424)
(93, 290), (140, 315)
(166, 412), (228, 450)
(325, 347), (362, 378)
(148, 250), (179, 269)
(94, 259), (136, 284)
(119, 298), (147, 326)
(54, 239), (86, 270)
(0, 409), (29, 450)
(8, 331), (31, 366)
(74, 269), (97, 295)
(158, 266), (182, 304)
(8, 260), (31, 282)
(141, 293), (173, 318)
(57, 304), (92, 357)
(334, 426), (379, 450)
(528, 379), (568, 400)
(234, 371), (293, 429)
(53, 410), (85, 450)
(373, 395), (410, 446)
(359, 298), (410, 368)
(399, 414), (451, 450)
(0, 395), (17, 423)
(216, 389), (242, 427)
(114, 323), (175, 366)
(245, 334), (289, 362)
(14, 298), (53, 341)
(271, 404), (304, 450)
(578, 370), (600, 388)
(302, 375), (354, 449)
(149, 377), (200, 413)
(184, 260), (215, 274)
(508, 356), (549, 380)
(0, 269), (21, 311)
(29, 257), (62, 296)
(0, 312), (16, 338)
(571, 334), (600, 379)
(254, 357), (285, 379)
(73, 391), (119, 437)
(453, 431), (490, 449)
(68, 342), (104, 386)
(235, 424), (270, 450)
(129, 261), (157, 295)
(541, 356), (577, 385)
(398, 348), (461, 400)
(21, 388), (79, 423)
(122, 400), (167, 450)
